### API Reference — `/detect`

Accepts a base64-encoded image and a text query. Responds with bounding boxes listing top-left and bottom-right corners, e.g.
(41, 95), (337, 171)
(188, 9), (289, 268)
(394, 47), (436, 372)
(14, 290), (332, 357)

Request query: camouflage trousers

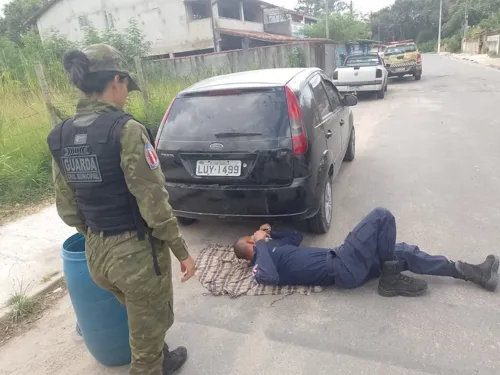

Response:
(86, 230), (174, 375)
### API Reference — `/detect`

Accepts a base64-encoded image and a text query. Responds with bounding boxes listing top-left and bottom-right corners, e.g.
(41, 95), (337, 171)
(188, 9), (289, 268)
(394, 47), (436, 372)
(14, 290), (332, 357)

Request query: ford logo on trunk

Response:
(209, 143), (224, 150)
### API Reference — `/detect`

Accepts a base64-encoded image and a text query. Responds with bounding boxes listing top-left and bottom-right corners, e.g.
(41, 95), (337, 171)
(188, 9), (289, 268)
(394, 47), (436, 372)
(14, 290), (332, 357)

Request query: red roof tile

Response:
(216, 28), (331, 43)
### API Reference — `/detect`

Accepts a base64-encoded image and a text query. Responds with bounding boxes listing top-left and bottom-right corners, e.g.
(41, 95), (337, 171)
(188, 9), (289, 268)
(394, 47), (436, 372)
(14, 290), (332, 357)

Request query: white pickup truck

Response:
(332, 53), (389, 99)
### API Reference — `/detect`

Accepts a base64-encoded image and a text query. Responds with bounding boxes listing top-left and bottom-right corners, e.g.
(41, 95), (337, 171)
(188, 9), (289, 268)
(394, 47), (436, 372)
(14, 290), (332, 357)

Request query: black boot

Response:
(455, 255), (499, 291)
(378, 260), (428, 297)
(163, 344), (188, 375)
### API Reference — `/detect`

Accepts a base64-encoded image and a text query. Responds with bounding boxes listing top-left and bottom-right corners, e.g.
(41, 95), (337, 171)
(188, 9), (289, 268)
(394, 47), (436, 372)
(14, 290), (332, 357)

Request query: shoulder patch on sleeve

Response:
(145, 141), (159, 170)
(252, 264), (258, 276)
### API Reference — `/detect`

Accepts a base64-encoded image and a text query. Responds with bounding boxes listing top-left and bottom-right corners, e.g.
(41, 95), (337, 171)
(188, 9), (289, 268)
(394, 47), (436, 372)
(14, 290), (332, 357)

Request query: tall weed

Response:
(0, 23), (192, 208)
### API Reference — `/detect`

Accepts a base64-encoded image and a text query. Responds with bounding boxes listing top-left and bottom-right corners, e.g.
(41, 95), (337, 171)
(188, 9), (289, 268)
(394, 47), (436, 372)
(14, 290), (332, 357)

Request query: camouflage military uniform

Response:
(51, 46), (189, 375)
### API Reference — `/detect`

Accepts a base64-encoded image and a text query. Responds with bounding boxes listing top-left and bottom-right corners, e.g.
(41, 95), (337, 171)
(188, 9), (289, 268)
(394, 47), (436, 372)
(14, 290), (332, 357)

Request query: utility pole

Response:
(437, 0), (442, 53)
(325, 0), (329, 39)
(350, 0), (353, 15)
(210, 0), (219, 52)
(463, 0), (468, 41)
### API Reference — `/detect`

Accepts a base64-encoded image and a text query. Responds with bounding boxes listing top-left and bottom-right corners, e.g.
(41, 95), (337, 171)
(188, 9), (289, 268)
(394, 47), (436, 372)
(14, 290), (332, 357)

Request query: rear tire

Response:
(414, 74), (421, 81)
(343, 126), (355, 162)
(176, 217), (197, 226)
(377, 89), (385, 99)
(307, 178), (333, 234)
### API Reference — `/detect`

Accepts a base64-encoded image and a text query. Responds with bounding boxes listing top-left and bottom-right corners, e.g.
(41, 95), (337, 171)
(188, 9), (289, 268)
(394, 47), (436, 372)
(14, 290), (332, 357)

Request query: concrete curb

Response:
(0, 273), (65, 323)
(443, 53), (500, 69)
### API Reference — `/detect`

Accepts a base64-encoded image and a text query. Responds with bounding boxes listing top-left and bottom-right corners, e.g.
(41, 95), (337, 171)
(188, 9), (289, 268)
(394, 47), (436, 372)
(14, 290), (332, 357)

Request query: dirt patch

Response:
(0, 197), (55, 226)
(0, 279), (67, 347)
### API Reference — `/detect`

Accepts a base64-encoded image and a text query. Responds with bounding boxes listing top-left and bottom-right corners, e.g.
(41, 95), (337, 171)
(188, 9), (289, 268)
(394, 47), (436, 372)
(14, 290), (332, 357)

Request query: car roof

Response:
(347, 53), (380, 58)
(387, 42), (416, 47)
(180, 68), (320, 94)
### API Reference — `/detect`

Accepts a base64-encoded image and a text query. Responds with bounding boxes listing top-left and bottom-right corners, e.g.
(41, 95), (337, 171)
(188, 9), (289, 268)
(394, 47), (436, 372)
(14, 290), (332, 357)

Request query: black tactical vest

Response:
(47, 111), (145, 236)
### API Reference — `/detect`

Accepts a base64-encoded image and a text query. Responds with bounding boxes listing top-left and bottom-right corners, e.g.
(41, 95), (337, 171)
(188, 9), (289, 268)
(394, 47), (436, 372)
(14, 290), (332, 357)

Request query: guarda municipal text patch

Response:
(61, 145), (102, 183)
(145, 142), (159, 169)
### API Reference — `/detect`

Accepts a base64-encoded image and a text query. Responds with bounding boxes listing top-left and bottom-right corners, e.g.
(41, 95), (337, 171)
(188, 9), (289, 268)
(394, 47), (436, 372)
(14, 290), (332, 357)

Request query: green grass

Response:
(7, 290), (41, 323)
(0, 86), (55, 206)
(0, 67), (201, 212)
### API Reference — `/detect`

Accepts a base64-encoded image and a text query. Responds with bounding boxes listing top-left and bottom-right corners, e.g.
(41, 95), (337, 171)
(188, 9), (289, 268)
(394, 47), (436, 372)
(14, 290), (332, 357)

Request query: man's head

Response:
(233, 236), (255, 261)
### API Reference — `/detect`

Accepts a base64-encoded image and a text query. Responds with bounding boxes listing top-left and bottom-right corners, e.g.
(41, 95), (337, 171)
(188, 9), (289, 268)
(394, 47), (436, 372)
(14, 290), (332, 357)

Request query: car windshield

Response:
(385, 43), (417, 56)
(345, 55), (381, 67)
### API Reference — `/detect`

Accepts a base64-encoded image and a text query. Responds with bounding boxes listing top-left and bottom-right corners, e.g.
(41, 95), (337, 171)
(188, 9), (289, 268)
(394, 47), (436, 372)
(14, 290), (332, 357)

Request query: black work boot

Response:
(378, 260), (428, 297)
(455, 255), (499, 291)
(163, 344), (188, 375)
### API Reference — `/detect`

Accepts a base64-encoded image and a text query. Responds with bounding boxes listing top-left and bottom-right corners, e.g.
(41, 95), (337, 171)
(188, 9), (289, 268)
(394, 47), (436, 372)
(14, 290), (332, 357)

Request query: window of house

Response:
(218, 1), (240, 19)
(188, 2), (210, 21)
(243, 3), (262, 22)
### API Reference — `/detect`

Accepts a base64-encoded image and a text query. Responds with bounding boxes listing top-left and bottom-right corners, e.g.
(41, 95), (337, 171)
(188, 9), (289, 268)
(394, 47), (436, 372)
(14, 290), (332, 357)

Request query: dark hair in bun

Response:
(63, 50), (89, 90)
(62, 50), (127, 95)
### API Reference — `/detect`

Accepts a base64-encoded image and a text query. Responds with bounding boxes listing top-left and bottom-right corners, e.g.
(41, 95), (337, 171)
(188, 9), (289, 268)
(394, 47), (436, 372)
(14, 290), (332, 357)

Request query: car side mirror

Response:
(343, 94), (358, 107)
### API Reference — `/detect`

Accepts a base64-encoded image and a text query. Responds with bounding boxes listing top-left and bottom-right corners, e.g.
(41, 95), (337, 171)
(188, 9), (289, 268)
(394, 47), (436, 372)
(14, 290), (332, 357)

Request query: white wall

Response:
(148, 42), (319, 77)
(487, 34), (500, 55)
(36, 0), (214, 56)
(217, 17), (264, 32)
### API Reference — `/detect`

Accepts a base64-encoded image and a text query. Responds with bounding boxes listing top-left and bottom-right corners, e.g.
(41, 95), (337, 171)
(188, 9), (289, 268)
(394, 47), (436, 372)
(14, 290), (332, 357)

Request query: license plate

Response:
(196, 160), (242, 177)
(349, 86), (361, 90)
(395, 67), (406, 72)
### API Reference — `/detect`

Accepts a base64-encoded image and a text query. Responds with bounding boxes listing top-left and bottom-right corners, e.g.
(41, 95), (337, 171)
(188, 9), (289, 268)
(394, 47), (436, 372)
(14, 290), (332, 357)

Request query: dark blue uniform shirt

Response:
(251, 229), (333, 286)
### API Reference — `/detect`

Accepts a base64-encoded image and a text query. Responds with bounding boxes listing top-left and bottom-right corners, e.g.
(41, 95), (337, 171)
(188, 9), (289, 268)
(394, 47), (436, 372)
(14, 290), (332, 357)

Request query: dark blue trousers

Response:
(332, 208), (458, 289)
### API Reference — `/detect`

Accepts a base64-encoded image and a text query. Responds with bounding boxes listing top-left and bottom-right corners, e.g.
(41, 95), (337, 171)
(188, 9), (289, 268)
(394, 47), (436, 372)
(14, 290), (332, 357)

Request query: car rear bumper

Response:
(387, 65), (422, 76)
(166, 177), (319, 221)
(336, 83), (384, 92)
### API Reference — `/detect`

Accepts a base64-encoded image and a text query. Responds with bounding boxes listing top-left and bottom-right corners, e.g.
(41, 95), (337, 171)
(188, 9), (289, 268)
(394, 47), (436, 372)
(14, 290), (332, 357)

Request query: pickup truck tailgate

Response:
(336, 67), (378, 84)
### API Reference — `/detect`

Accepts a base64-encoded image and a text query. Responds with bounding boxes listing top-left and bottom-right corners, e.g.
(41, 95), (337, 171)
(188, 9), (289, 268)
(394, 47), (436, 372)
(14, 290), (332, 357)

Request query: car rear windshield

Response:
(385, 43), (417, 55)
(345, 55), (381, 67)
(162, 89), (290, 140)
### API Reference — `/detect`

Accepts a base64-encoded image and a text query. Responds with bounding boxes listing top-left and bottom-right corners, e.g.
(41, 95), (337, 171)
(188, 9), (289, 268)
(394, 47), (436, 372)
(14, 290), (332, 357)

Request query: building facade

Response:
(29, 0), (317, 57)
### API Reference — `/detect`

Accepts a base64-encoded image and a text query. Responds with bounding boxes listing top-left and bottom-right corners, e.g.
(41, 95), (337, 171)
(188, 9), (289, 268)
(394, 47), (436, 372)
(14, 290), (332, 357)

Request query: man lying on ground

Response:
(233, 208), (499, 297)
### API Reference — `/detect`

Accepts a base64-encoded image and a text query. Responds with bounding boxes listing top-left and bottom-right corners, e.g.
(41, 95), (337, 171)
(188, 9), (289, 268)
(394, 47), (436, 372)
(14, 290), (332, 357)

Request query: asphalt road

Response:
(2, 54), (500, 375)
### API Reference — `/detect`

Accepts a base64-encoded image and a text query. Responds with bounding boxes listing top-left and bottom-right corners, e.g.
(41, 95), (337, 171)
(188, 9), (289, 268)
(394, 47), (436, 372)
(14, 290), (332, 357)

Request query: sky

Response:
(0, 0), (395, 17)
(0, 0), (7, 13)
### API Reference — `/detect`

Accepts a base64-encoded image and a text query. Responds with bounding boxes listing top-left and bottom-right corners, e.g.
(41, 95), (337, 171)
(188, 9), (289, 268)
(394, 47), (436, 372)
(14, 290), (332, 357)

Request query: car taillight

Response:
(155, 98), (176, 150)
(332, 71), (338, 80)
(285, 86), (307, 156)
(376, 69), (382, 78)
(417, 53), (422, 64)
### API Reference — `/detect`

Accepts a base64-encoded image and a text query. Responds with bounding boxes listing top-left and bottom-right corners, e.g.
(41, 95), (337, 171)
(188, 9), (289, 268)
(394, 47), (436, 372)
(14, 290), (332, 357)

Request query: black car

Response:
(155, 68), (357, 233)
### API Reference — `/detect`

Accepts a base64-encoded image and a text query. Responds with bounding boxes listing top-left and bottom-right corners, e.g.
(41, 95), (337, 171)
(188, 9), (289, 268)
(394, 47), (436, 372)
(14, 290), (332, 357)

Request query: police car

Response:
(383, 39), (423, 80)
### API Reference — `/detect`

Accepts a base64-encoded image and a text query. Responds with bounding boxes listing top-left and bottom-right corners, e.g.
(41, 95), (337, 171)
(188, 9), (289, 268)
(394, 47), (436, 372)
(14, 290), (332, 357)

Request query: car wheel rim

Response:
(324, 180), (332, 224)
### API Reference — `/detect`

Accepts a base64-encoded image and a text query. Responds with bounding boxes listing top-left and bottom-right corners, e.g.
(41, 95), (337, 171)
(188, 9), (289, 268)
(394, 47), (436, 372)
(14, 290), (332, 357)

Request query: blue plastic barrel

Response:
(62, 233), (131, 367)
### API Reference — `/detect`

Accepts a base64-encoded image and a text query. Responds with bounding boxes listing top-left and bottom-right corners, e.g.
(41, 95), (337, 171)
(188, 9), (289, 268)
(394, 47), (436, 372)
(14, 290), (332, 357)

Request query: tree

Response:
(370, 0), (444, 42)
(304, 13), (370, 41)
(0, 0), (43, 42)
(295, 0), (349, 17)
(369, 0), (500, 45)
(81, 20), (152, 64)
